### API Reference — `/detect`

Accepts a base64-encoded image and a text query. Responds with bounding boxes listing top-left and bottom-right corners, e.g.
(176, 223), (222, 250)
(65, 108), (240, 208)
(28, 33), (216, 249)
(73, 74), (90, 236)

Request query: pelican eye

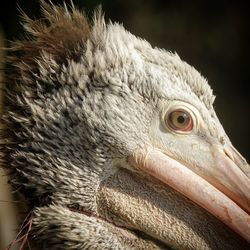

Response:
(166, 109), (193, 132)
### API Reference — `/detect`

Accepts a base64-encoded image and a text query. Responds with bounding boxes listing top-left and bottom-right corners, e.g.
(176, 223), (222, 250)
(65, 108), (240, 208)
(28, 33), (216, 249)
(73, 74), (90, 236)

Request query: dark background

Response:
(0, 0), (249, 161)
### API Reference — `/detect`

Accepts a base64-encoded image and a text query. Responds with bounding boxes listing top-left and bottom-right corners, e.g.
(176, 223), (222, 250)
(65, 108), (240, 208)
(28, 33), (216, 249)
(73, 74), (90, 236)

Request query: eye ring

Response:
(163, 107), (195, 134)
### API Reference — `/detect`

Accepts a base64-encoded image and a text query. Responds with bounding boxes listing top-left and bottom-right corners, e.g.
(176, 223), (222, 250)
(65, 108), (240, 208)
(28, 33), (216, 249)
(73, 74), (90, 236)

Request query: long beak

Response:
(129, 147), (250, 242)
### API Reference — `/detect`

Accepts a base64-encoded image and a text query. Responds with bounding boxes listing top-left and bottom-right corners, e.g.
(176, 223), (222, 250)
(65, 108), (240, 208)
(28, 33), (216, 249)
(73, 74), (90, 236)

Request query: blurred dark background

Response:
(0, 0), (249, 160)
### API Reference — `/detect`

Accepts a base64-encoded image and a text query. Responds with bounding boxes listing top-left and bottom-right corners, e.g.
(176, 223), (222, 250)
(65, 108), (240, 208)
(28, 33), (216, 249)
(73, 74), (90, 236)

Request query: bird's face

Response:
(88, 30), (250, 242)
(148, 88), (250, 223)
(86, 43), (250, 246)
(74, 32), (250, 245)
(149, 88), (250, 215)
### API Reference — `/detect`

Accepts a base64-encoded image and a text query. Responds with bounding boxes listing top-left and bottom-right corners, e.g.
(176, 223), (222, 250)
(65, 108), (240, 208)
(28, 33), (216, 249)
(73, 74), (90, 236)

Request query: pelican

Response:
(1, 1), (250, 249)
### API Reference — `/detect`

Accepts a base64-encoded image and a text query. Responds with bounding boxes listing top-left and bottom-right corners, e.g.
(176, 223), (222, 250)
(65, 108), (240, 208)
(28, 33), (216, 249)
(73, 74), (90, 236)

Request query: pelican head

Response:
(2, 2), (249, 249)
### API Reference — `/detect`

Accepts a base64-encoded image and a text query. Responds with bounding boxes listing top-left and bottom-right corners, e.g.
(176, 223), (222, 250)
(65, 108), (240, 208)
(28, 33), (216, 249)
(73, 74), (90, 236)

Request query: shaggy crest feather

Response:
(19, 0), (90, 63)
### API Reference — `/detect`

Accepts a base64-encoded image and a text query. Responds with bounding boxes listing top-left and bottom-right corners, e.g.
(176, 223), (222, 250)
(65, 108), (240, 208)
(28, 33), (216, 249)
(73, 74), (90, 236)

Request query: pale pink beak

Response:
(129, 148), (250, 242)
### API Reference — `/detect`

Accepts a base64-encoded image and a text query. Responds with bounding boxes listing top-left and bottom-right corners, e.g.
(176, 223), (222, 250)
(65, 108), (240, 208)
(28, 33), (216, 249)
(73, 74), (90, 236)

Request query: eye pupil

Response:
(177, 115), (185, 124)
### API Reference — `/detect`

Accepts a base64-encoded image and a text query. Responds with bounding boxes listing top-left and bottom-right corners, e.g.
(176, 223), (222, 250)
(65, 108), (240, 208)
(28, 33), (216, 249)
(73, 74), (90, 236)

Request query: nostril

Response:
(223, 148), (234, 161)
